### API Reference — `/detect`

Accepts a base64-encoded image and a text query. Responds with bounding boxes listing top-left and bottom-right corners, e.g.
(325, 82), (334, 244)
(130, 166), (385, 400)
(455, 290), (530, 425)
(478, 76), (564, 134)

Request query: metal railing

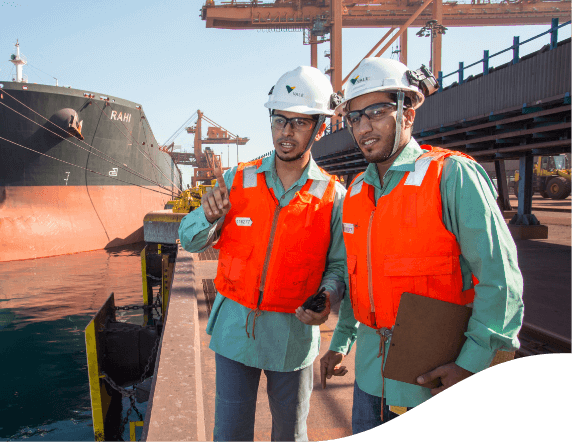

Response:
(438, 18), (571, 91)
(324, 119), (347, 136)
(321, 18), (571, 135)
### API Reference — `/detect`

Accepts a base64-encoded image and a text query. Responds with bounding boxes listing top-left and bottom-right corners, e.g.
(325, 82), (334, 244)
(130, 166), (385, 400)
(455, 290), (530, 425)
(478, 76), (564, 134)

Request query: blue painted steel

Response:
(513, 36), (519, 65)
(551, 18), (559, 50)
(317, 21), (571, 138)
(439, 21), (570, 83)
(483, 50), (489, 76)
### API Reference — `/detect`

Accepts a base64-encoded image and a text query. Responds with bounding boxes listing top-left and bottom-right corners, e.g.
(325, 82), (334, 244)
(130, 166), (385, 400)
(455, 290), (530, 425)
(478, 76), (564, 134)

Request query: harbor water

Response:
(0, 243), (150, 441)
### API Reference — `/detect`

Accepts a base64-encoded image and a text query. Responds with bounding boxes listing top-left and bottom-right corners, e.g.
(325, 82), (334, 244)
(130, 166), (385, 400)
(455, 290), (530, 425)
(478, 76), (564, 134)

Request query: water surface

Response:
(0, 243), (150, 441)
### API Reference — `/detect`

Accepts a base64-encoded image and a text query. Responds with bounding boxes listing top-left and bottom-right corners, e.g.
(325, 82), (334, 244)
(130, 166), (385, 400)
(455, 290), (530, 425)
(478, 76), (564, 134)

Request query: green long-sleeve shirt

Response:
(178, 153), (347, 372)
(329, 138), (524, 407)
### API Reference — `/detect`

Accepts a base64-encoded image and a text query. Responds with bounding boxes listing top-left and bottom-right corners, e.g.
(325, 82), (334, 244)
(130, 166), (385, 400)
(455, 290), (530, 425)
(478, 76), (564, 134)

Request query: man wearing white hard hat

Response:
(320, 58), (524, 432)
(178, 66), (347, 441)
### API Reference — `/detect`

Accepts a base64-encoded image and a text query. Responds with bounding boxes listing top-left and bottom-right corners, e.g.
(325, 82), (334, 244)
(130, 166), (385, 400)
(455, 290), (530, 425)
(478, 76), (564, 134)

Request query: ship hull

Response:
(0, 81), (182, 262)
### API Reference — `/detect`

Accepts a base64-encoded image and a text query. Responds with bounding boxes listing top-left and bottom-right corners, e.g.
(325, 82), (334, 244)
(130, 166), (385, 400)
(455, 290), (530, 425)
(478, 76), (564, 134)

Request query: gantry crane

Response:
(162, 110), (249, 187)
(201, 0), (571, 107)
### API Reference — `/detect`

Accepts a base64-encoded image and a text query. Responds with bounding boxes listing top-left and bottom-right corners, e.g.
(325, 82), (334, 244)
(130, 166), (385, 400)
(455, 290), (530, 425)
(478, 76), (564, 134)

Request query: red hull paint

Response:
(0, 186), (173, 262)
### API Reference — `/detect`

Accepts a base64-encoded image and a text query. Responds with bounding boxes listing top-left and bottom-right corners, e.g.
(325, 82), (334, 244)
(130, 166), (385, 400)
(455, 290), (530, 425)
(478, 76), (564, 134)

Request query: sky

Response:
(1, 0), (570, 187)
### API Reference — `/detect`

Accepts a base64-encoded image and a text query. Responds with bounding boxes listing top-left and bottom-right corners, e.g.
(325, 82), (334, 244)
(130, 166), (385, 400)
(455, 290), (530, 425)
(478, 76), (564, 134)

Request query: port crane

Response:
(161, 110), (249, 187)
(201, 0), (571, 116)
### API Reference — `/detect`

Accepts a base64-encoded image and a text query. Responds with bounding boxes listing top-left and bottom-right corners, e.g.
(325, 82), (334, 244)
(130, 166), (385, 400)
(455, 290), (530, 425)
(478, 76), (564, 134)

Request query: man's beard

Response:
(357, 125), (396, 164)
(275, 149), (305, 162)
(361, 146), (393, 164)
(274, 137), (311, 162)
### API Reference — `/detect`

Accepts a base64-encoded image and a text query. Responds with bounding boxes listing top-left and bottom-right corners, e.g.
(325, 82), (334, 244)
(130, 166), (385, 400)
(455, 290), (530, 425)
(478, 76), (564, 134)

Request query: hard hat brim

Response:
(264, 100), (335, 116)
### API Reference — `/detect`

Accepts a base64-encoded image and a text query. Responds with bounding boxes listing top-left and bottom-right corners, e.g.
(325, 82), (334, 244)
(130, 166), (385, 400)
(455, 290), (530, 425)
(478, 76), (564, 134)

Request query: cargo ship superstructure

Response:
(0, 42), (183, 262)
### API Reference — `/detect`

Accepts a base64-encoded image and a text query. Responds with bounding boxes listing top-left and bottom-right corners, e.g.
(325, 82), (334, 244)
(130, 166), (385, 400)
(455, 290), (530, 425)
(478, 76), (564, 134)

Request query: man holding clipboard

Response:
(320, 58), (524, 433)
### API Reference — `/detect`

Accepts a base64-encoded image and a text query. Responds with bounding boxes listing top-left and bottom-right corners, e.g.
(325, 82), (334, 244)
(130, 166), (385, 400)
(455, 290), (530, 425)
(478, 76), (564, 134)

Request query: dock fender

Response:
(101, 321), (160, 387)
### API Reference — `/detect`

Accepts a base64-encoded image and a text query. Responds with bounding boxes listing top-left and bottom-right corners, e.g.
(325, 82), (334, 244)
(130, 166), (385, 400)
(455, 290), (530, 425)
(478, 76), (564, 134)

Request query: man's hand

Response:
(295, 292), (331, 326)
(202, 166), (231, 223)
(417, 363), (473, 395)
(320, 350), (348, 389)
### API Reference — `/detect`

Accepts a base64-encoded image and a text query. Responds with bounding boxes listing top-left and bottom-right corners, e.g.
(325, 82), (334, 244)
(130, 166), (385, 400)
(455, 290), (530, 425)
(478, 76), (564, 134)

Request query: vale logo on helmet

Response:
(350, 75), (370, 85)
(285, 85), (305, 98)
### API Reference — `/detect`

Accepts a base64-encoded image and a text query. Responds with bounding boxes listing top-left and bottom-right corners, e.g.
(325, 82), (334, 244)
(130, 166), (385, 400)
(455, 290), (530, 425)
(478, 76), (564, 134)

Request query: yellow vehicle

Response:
(513, 154), (571, 200)
(165, 180), (216, 213)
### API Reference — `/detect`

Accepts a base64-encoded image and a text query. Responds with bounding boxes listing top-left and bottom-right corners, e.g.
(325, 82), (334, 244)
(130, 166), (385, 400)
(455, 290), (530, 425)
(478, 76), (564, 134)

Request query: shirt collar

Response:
(363, 137), (424, 187)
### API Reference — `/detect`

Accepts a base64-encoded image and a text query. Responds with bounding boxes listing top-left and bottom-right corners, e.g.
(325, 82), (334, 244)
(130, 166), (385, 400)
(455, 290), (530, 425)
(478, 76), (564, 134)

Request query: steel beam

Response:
(311, 36), (318, 68)
(342, 27), (395, 85)
(515, 155), (536, 220)
(494, 159), (512, 211)
(201, 2), (571, 30)
(375, 0), (435, 58)
(436, 122), (570, 149)
(432, 0), (443, 74)
(417, 105), (571, 143)
(331, 0), (343, 125)
(400, 29), (407, 66)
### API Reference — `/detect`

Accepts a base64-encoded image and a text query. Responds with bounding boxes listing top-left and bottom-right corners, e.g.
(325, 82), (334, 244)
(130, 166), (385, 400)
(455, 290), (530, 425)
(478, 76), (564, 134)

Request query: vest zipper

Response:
(258, 205), (282, 302)
(367, 211), (376, 323)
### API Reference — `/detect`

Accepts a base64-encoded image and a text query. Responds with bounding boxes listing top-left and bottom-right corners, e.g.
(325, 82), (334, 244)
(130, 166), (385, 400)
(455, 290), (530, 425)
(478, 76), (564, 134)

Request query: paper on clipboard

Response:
(383, 292), (473, 389)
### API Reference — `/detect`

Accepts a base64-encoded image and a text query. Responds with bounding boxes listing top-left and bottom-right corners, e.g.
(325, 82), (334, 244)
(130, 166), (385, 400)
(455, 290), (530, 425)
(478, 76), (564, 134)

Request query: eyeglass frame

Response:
(344, 102), (398, 128)
(270, 114), (318, 132)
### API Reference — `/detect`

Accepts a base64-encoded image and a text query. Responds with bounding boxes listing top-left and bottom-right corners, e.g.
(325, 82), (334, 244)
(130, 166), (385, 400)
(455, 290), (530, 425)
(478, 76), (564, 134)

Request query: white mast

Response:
(10, 40), (27, 83)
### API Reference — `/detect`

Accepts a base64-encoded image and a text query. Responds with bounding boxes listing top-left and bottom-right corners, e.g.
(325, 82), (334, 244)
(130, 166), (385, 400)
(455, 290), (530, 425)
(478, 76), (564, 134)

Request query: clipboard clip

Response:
(375, 326), (393, 358)
(376, 325), (395, 422)
(378, 326), (393, 339)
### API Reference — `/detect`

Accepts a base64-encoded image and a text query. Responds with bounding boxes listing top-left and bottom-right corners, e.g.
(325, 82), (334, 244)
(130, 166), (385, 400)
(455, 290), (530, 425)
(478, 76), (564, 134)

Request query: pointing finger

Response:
(320, 360), (327, 389)
(214, 166), (228, 195)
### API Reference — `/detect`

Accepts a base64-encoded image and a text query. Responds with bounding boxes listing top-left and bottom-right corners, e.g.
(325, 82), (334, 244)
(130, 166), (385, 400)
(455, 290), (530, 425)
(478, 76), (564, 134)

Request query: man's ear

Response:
(315, 122), (327, 141)
(403, 108), (416, 129)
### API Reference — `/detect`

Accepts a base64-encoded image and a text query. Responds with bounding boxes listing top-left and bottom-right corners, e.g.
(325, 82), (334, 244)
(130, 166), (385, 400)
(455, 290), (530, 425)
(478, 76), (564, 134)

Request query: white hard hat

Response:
(335, 58), (426, 115)
(264, 66), (337, 116)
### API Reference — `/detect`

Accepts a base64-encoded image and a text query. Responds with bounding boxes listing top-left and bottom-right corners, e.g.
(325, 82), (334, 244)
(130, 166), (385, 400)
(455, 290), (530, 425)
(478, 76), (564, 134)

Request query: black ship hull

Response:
(0, 81), (182, 261)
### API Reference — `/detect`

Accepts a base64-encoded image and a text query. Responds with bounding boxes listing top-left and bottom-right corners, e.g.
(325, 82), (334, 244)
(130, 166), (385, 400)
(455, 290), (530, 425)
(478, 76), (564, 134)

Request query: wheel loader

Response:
(513, 154), (571, 200)
(164, 180), (216, 213)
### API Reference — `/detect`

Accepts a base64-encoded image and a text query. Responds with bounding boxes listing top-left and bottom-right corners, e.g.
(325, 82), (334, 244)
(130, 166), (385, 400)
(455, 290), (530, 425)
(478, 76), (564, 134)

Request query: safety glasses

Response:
(345, 102), (397, 128)
(270, 115), (316, 132)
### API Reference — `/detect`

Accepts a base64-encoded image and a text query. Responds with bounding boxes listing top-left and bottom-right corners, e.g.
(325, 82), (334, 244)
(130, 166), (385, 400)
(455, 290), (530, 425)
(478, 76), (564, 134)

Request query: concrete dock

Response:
(142, 196), (570, 441)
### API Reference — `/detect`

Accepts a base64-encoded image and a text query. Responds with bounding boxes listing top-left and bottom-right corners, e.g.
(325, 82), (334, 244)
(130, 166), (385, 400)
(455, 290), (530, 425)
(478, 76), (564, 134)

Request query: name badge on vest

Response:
(343, 223), (355, 234)
(235, 217), (253, 227)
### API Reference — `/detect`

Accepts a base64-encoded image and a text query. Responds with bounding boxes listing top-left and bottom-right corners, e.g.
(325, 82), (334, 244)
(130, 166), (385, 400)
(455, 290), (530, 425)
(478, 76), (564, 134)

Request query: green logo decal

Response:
(286, 85), (296, 93)
(350, 75), (360, 85)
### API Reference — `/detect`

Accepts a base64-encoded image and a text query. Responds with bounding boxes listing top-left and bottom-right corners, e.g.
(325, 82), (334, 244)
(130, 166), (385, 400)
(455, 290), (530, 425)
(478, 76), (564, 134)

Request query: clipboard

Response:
(383, 292), (472, 389)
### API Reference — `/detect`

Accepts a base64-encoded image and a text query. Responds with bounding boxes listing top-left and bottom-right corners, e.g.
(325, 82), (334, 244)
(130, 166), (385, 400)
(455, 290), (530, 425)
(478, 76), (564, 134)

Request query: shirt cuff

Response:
(320, 279), (345, 305)
(455, 337), (497, 373)
(329, 330), (356, 356)
(195, 207), (215, 228)
(200, 210), (225, 248)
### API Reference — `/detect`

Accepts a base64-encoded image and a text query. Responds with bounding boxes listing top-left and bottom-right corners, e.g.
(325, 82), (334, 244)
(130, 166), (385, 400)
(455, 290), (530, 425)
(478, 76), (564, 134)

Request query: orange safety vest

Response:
(343, 146), (477, 329)
(213, 159), (338, 313)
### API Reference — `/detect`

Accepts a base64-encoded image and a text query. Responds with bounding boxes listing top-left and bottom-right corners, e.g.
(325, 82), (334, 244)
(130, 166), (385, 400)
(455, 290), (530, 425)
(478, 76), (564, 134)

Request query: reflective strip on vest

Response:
(350, 179), (363, 197)
(308, 179), (328, 199)
(404, 156), (433, 186)
(243, 165), (258, 188)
